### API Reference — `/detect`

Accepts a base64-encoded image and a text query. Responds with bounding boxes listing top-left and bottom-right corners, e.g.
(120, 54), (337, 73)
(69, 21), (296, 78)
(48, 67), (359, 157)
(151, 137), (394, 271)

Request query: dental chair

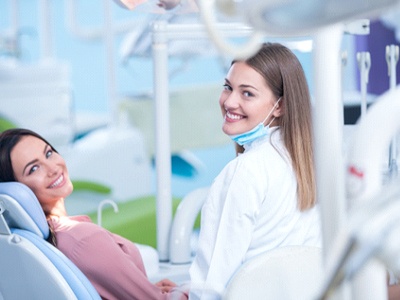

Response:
(223, 246), (323, 300)
(0, 182), (101, 300)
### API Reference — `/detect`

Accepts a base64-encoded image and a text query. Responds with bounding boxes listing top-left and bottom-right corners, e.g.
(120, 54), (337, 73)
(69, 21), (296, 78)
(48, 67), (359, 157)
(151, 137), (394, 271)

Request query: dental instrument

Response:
(356, 51), (371, 118)
(385, 44), (399, 177)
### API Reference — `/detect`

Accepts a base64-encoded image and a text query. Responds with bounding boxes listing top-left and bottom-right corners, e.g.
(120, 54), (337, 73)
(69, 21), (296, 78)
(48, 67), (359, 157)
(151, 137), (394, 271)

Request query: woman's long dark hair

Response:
(0, 128), (58, 246)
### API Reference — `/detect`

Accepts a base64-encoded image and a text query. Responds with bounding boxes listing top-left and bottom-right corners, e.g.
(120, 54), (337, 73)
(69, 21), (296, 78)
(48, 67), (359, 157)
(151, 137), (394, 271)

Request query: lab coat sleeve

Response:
(189, 158), (265, 299)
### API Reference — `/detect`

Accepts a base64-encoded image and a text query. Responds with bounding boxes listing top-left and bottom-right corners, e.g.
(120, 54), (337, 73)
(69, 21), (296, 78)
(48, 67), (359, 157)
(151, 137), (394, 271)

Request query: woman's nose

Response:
(45, 162), (58, 176)
(222, 92), (239, 110)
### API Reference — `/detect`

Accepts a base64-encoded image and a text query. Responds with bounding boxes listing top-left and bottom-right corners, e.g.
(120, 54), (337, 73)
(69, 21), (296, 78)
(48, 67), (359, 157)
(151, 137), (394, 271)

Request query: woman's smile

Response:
(225, 111), (245, 122)
(48, 174), (66, 189)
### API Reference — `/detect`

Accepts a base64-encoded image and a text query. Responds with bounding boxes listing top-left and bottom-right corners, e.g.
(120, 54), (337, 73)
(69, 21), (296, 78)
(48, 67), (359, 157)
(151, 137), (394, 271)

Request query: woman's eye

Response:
(46, 149), (53, 158)
(28, 165), (39, 175)
(223, 84), (232, 91)
(243, 91), (254, 97)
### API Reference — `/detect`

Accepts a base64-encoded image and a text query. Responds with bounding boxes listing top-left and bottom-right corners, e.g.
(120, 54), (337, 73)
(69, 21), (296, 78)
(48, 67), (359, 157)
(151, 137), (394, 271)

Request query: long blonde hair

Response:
(235, 43), (315, 211)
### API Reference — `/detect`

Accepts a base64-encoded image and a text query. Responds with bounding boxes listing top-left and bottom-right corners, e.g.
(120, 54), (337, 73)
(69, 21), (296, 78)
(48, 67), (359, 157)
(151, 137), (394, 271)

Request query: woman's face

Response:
(10, 135), (73, 209)
(219, 61), (281, 136)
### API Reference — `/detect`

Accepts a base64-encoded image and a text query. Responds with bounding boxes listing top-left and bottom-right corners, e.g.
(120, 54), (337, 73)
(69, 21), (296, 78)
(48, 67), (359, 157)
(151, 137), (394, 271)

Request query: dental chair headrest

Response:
(0, 181), (49, 239)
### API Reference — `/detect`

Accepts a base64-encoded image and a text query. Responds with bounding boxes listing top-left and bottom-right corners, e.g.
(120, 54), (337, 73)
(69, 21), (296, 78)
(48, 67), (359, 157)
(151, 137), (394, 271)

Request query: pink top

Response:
(48, 215), (187, 300)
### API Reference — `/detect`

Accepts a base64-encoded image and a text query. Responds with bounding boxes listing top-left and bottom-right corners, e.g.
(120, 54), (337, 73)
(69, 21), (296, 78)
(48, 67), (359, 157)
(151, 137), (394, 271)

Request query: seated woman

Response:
(0, 128), (187, 300)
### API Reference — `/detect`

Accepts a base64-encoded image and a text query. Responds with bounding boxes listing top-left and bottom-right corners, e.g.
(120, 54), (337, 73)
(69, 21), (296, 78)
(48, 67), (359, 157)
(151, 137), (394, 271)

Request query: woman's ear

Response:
(273, 98), (283, 117)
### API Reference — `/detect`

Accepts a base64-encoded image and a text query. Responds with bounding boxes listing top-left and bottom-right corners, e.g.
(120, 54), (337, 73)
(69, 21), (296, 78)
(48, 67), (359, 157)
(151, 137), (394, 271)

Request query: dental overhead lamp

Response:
(198, 0), (400, 58)
(233, 0), (400, 35)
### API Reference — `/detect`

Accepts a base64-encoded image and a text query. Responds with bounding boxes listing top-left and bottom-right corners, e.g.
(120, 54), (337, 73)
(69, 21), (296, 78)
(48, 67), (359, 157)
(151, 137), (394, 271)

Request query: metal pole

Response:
(103, 0), (118, 125)
(313, 24), (349, 300)
(38, 0), (52, 60)
(152, 21), (172, 262)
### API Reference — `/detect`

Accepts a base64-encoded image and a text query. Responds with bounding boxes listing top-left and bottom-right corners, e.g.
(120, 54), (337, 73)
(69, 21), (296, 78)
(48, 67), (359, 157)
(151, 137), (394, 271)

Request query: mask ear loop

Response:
(266, 117), (276, 127)
(261, 97), (282, 126)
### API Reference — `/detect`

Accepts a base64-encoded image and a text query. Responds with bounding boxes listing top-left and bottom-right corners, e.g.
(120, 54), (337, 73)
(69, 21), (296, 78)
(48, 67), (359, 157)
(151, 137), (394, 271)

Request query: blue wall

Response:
(0, 0), (229, 114)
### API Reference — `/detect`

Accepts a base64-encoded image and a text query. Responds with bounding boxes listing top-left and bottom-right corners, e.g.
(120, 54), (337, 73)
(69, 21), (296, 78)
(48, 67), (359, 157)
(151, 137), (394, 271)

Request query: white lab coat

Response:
(189, 129), (322, 300)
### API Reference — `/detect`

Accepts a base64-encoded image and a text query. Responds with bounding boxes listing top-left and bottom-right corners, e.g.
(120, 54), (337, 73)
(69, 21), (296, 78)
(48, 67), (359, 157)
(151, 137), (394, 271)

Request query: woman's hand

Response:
(155, 278), (177, 293)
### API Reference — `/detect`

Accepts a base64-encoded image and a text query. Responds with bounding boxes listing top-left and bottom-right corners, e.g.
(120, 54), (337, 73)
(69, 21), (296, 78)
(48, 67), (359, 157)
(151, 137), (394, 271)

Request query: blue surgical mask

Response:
(229, 97), (281, 146)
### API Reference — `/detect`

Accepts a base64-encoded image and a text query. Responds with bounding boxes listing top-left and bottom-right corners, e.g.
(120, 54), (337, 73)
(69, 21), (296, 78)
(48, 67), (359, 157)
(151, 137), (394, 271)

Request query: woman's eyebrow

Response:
(239, 84), (258, 91)
(225, 78), (258, 91)
(22, 144), (47, 175)
(22, 159), (38, 175)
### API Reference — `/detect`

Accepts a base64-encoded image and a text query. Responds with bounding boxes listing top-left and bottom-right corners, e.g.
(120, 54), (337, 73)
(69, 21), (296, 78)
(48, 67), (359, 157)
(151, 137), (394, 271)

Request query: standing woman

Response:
(189, 42), (321, 299)
(0, 128), (186, 300)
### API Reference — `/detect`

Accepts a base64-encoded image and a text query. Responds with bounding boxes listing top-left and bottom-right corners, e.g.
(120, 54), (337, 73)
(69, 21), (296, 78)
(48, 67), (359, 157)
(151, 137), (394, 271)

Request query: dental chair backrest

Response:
(0, 181), (101, 300)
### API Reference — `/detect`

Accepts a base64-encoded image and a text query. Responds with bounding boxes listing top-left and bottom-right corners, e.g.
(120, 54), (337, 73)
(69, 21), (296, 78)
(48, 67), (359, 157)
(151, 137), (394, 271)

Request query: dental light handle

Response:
(356, 51), (371, 119)
(386, 45), (399, 177)
(198, 0), (264, 59)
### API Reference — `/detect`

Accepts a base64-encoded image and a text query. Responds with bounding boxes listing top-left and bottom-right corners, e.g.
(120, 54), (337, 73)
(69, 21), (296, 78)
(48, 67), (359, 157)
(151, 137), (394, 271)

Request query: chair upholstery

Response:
(223, 246), (323, 300)
(0, 181), (100, 300)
